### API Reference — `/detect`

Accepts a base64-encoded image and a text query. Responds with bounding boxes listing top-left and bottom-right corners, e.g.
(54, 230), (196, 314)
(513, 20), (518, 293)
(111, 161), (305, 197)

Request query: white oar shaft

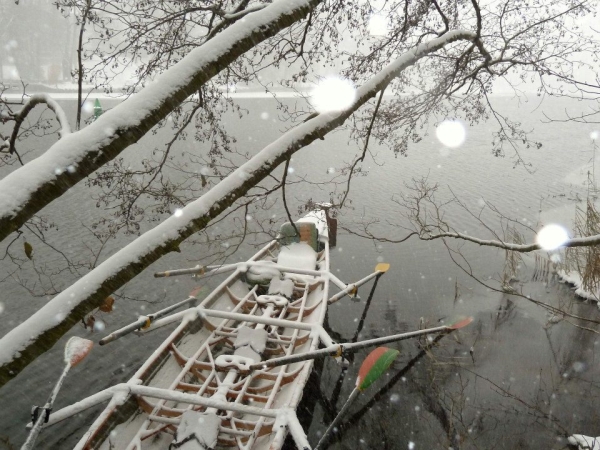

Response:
(154, 263), (238, 278)
(250, 325), (450, 370)
(314, 388), (359, 450)
(199, 307), (315, 330)
(21, 364), (71, 450)
(328, 270), (382, 304)
(99, 296), (196, 345)
(342, 325), (448, 351)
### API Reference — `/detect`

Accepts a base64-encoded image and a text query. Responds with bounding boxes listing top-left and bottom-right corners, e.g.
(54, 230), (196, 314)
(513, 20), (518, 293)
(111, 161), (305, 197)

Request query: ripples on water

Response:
(1, 95), (599, 449)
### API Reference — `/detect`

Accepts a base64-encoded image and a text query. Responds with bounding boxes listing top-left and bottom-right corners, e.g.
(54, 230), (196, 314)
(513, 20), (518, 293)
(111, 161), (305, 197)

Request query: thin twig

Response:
(340, 87), (386, 209)
(282, 157), (299, 237)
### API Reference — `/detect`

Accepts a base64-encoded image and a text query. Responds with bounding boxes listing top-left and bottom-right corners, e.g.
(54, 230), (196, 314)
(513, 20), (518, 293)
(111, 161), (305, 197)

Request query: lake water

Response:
(1, 93), (600, 449)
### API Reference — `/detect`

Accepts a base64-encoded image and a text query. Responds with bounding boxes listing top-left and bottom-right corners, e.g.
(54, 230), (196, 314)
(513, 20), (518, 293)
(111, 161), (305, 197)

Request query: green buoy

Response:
(93, 98), (103, 120)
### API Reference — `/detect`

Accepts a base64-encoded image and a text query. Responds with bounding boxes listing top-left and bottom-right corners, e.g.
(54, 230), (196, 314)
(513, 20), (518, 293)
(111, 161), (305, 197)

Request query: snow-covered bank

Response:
(537, 198), (600, 307)
(557, 268), (600, 306)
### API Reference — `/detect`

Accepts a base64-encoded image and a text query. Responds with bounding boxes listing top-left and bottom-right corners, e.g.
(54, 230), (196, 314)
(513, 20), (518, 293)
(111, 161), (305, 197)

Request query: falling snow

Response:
(93, 320), (106, 332)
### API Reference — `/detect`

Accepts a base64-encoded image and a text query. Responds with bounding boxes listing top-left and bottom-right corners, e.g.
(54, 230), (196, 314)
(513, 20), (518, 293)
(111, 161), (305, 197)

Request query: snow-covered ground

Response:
(537, 159), (600, 306)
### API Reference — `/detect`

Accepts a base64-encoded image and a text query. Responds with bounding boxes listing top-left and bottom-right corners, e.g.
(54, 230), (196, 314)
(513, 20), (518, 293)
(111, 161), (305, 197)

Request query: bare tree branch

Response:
(340, 87), (386, 209)
(6, 94), (71, 155)
(281, 157), (299, 237)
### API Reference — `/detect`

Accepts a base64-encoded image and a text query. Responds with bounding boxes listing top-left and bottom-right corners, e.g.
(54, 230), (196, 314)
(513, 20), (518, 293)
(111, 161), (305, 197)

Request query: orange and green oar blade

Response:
(64, 336), (94, 367)
(356, 346), (399, 391)
(375, 262), (390, 273)
(448, 316), (474, 330)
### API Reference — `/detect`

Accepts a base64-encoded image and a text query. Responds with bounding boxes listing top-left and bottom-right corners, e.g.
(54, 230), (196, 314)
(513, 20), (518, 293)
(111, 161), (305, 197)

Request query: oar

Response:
(341, 332), (448, 430)
(314, 346), (400, 450)
(329, 269), (386, 408)
(99, 287), (203, 345)
(154, 263), (238, 278)
(249, 316), (473, 371)
(351, 268), (384, 342)
(22, 336), (93, 450)
(329, 262), (390, 303)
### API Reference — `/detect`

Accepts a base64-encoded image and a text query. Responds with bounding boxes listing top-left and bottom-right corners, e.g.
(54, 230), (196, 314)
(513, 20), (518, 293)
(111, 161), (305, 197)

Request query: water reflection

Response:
(300, 257), (600, 450)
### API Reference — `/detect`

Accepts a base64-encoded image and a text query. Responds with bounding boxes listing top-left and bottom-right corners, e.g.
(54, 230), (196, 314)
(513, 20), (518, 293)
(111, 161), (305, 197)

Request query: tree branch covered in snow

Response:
(2, 94), (71, 156)
(346, 178), (600, 252)
(420, 231), (600, 252)
(349, 223), (600, 252)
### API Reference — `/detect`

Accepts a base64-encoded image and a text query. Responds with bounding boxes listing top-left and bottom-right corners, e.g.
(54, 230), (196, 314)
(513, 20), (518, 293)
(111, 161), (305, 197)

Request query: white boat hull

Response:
(73, 211), (331, 450)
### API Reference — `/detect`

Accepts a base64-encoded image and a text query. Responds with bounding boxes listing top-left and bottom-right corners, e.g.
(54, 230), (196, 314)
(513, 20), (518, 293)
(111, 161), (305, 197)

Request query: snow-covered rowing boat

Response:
(33, 207), (473, 449)
(40, 207), (383, 449)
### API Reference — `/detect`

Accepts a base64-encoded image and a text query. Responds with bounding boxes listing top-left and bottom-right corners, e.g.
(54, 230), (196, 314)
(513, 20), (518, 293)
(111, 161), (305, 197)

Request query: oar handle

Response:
(154, 263), (237, 278)
(154, 266), (205, 278)
(100, 319), (147, 345)
(249, 346), (338, 370)
(100, 296), (197, 345)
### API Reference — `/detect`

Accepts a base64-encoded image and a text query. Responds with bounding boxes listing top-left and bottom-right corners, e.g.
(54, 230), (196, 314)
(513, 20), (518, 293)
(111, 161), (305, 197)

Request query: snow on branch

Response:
(7, 94), (72, 154)
(0, 0), (320, 244)
(224, 5), (266, 21)
(0, 29), (478, 386)
(349, 178), (600, 252)
(0, 93), (72, 157)
(416, 230), (600, 252)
